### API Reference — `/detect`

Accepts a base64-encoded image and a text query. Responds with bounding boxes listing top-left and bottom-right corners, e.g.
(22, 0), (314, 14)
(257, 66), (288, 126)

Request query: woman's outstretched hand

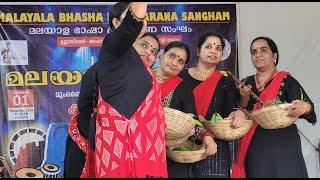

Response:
(285, 100), (311, 118)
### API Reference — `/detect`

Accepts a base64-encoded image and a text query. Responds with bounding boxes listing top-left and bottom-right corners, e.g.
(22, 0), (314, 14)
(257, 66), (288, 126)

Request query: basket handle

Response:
(226, 71), (265, 106)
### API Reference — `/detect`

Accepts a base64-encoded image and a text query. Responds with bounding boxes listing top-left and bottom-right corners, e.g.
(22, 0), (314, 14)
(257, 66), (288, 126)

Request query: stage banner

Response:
(0, 3), (237, 178)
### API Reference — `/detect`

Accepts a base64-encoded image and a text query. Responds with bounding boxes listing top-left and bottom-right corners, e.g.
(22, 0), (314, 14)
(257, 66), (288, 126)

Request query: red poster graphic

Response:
(7, 89), (35, 121)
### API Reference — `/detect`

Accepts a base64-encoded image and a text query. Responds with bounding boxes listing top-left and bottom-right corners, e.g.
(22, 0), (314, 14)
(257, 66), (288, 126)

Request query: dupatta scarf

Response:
(231, 71), (290, 178)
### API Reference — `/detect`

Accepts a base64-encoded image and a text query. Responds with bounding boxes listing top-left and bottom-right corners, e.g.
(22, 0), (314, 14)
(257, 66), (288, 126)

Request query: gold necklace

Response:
(255, 69), (278, 92)
(195, 66), (209, 80)
(154, 70), (167, 81)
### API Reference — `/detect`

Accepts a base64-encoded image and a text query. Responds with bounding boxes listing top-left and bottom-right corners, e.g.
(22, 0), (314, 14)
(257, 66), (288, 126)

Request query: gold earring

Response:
(274, 60), (277, 65)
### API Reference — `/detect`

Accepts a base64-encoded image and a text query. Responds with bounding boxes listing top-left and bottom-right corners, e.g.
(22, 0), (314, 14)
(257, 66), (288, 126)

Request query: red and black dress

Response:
(232, 71), (317, 178)
(158, 75), (198, 178)
(179, 69), (240, 178)
(65, 7), (167, 178)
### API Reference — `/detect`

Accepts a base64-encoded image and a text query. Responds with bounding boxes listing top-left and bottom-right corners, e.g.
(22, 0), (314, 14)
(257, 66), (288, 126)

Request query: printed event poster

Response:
(0, 3), (237, 178)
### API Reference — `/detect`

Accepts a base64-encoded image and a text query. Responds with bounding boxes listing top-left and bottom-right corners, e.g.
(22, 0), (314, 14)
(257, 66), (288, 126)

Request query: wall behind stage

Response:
(237, 2), (320, 178)
(0, 2), (238, 178)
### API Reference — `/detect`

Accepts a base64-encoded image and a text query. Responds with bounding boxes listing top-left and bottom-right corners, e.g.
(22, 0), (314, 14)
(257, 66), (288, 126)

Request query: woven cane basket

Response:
(250, 103), (298, 129)
(166, 140), (206, 163)
(166, 136), (190, 148)
(164, 107), (195, 140)
(201, 119), (253, 141)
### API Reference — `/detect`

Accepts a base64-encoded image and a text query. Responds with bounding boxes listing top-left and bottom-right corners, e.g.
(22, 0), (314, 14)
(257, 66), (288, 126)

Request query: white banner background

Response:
(238, 2), (320, 178)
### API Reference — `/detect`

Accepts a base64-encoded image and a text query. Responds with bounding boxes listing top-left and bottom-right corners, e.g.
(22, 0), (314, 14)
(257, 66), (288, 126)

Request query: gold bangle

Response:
(305, 101), (312, 114)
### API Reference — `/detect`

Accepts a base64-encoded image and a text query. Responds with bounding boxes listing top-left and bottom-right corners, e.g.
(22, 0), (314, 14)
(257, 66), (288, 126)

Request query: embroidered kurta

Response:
(66, 7), (168, 178)
(233, 71), (317, 178)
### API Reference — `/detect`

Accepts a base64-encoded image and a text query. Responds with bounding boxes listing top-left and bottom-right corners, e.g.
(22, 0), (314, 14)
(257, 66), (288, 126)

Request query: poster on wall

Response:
(0, 2), (237, 178)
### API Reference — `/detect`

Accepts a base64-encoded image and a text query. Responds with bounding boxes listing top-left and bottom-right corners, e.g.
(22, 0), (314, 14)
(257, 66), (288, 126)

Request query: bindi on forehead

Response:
(170, 52), (181, 58)
(207, 42), (221, 46)
(254, 46), (267, 49)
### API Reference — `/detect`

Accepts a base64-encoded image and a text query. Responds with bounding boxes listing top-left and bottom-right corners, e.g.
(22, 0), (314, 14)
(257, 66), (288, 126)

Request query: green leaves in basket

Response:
(266, 88), (305, 106)
(264, 97), (286, 107)
(273, 97), (283, 105)
(300, 88), (305, 102)
(173, 145), (192, 151)
(187, 113), (196, 118)
(244, 109), (252, 119)
(187, 113), (204, 127)
(194, 120), (204, 127)
(210, 113), (223, 125)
